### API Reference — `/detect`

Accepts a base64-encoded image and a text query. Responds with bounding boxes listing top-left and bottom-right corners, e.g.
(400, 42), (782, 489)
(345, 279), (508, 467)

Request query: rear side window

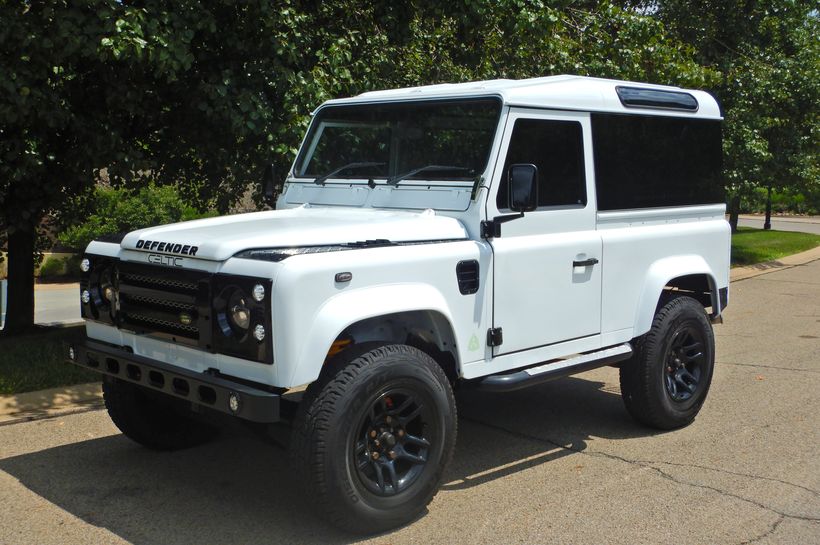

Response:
(497, 118), (587, 210)
(592, 114), (723, 210)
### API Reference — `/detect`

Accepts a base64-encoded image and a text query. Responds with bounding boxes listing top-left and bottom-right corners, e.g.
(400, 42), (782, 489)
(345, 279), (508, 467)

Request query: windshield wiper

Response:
(386, 165), (473, 186)
(314, 161), (385, 185)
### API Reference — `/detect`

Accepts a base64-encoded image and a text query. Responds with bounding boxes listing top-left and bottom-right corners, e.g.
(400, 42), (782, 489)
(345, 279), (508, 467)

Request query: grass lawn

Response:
(0, 326), (99, 395)
(731, 227), (820, 266)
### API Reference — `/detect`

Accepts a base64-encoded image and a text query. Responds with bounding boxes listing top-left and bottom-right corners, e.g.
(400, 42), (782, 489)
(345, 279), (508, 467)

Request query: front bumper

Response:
(64, 338), (282, 423)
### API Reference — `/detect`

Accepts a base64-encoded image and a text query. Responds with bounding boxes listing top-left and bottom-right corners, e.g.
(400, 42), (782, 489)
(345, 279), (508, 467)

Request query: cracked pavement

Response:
(1, 260), (818, 544)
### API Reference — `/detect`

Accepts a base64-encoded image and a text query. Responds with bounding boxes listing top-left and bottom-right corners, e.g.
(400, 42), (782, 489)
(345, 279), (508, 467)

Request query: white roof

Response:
(322, 75), (722, 120)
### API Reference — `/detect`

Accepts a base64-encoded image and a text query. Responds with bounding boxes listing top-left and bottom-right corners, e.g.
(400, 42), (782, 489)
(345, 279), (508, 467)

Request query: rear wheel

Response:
(291, 344), (456, 534)
(620, 296), (715, 429)
(103, 377), (218, 450)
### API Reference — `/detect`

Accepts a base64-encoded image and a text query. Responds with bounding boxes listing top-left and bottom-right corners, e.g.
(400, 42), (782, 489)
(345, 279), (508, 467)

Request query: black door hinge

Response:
(480, 213), (524, 239)
(487, 327), (503, 347)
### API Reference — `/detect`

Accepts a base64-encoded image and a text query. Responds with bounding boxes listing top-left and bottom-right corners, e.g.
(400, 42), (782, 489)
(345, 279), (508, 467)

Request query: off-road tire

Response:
(291, 344), (457, 534)
(103, 377), (218, 450)
(620, 296), (715, 429)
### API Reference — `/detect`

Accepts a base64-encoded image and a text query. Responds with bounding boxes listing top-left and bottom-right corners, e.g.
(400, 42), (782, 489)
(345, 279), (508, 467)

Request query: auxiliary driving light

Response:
(80, 258), (91, 272)
(81, 290), (91, 304)
(253, 324), (266, 342)
(252, 283), (265, 302)
(228, 392), (241, 414)
(103, 286), (115, 302)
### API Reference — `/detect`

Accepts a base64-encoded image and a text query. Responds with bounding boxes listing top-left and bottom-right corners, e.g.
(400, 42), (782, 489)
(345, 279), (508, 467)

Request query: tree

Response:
(0, 1), (413, 334)
(633, 1), (819, 230)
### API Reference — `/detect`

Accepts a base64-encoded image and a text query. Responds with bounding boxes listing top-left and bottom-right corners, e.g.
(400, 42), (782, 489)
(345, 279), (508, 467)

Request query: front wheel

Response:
(103, 377), (218, 450)
(291, 344), (457, 534)
(620, 296), (715, 430)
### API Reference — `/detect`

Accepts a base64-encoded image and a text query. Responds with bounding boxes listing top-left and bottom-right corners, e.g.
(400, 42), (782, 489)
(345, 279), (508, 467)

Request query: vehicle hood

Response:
(120, 206), (468, 262)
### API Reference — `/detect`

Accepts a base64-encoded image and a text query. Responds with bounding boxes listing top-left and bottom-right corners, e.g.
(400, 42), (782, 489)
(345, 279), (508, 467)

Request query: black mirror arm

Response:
(480, 212), (524, 238)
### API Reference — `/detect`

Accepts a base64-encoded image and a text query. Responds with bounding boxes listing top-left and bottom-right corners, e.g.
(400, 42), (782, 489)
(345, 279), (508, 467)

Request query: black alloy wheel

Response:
(353, 388), (437, 496)
(663, 325), (707, 402)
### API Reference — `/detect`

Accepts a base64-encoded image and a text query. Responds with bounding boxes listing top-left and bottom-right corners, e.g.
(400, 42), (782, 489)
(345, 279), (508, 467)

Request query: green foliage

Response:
(37, 256), (65, 278)
(1, 0), (817, 332)
(741, 187), (819, 216)
(58, 184), (217, 251)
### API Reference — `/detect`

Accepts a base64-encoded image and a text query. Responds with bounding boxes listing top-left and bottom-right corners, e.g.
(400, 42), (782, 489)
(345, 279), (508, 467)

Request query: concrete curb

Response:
(1, 245), (818, 426)
(0, 382), (103, 426)
(730, 244), (820, 282)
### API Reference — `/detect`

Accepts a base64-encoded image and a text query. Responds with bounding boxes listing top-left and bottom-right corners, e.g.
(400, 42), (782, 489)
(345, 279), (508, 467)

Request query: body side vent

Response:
(456, 260), (480, 295)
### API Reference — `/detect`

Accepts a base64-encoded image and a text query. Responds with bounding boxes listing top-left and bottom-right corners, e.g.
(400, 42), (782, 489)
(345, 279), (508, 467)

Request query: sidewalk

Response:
(0, 382), (103, 426)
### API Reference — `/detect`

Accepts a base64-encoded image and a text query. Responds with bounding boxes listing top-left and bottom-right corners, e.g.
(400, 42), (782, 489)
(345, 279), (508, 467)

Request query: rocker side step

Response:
(478, 343), (634, 393)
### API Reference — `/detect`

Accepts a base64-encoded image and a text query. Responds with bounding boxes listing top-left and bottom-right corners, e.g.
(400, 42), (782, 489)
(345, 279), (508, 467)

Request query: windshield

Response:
(294, 98), (502, 183)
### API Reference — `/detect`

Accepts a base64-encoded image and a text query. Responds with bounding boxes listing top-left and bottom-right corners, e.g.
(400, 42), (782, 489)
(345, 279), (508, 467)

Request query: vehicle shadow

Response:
(0, 372), (658, 544)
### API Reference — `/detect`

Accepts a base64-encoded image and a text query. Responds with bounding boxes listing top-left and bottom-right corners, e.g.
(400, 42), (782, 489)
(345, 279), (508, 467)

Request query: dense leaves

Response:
(57, 184), (218, 251)
(0, 0), (816, 333)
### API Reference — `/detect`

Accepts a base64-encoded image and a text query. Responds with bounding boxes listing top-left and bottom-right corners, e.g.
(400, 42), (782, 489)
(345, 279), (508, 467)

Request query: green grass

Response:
(732, 227), (820, 267)
(0, 326), (99, 395)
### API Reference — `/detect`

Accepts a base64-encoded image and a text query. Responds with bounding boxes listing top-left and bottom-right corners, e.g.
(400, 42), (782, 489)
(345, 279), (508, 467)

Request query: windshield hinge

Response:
(487, 327), (503, 347)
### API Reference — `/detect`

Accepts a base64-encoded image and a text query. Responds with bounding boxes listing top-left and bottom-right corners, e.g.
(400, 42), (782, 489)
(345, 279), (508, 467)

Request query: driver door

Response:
(489, 109), (602, 356)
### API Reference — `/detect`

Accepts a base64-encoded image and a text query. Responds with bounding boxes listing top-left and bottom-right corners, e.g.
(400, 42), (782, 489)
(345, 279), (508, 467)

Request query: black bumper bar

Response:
(64, 339), (281, 423)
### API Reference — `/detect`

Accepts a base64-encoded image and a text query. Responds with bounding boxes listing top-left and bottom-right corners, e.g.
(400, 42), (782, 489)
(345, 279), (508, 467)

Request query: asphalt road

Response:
(738, 214), (820, 235)
(1, 260), (818, 545)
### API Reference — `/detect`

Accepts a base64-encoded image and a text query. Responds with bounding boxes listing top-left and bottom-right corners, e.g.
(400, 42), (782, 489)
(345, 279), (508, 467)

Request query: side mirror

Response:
(508, 163), (538, 212)
(262, 163), (281, 204)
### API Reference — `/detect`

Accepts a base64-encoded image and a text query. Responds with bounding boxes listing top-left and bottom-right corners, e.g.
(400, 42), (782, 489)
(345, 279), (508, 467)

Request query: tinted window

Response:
(497, 119), (586, 210)
(592, 114), (723, 210)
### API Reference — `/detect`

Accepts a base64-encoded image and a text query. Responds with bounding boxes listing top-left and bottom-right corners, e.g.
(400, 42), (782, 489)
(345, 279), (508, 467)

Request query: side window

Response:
(591, 113), (723, 210)
(497, 118), (586, 210)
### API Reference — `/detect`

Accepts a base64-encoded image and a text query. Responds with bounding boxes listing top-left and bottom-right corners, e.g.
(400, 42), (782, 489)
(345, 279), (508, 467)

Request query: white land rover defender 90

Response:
(67, 75), (729, 533)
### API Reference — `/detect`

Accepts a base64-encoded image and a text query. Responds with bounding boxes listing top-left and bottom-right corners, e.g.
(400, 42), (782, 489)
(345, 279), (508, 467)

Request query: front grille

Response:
(126, 313), (200, 335)
(119, 272), (198, 293)
(115, 262), (211, 347)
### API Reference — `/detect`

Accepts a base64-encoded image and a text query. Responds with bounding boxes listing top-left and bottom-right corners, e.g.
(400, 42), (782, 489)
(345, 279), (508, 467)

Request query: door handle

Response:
(573, 257), (599, 267)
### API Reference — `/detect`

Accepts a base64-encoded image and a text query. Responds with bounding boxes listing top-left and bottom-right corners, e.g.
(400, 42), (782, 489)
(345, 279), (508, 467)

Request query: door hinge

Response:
(480, 212), (524, 239)
(487, 327), (503, 347)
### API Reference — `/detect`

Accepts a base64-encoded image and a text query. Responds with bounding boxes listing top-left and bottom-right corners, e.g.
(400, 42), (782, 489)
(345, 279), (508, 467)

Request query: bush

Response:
(59, 184), (218, 251)
(38, 256), (65, 278)
(741, 187), (820, 215)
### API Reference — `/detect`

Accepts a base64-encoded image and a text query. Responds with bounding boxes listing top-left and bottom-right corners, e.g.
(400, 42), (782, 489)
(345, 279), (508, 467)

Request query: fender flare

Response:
(633, 255), (719, 337)
(285, 283), (457, 387)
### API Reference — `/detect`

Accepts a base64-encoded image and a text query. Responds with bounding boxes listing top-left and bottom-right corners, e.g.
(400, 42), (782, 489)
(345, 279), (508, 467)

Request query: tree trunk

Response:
(2, 228), (36, 335)
(728, 194), (740, 233)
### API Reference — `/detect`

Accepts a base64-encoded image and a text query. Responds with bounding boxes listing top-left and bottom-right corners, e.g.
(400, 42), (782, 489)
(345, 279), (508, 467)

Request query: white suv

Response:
(68, 75), (730, 533)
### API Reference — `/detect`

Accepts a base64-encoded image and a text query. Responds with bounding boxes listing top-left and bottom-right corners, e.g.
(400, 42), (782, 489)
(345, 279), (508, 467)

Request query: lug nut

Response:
(369, 430), (377, 438)
(374, 440), (380, 447)
(388, 450), (397, 460)
(397, 429), (405, 437)
(385, 416), (392, 424)
(371, 452), (380, 460)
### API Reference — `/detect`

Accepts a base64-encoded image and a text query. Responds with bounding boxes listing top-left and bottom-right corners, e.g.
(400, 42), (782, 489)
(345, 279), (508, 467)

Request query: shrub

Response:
(38, 256), (65, 278)
(59, 184), (218, 251)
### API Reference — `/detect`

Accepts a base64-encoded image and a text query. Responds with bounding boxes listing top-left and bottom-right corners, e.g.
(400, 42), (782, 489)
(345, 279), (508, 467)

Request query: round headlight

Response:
(252, 283), (265, 302)
(253, 324), (266, 342)
(228, 290), (250, 331)
(80, 258), (91, 272)
(81, 290), (91, 304)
